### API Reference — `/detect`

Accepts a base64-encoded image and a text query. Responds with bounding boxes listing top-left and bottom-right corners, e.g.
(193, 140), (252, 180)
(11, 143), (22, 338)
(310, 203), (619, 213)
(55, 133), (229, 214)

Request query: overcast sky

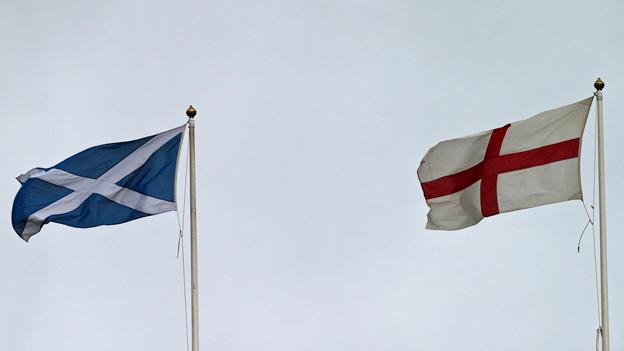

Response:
(2, 0), (624, 350)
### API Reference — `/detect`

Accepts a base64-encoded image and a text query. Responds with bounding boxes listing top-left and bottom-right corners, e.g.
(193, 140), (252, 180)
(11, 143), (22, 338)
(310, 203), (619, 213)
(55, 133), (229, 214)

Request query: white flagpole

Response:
(186, 105), (200, 351)
(594, 78), (609, 351)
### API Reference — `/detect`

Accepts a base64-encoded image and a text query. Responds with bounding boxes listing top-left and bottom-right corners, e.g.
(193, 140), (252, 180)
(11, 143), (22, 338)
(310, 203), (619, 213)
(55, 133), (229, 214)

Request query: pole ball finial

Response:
(594, 78), (605, 91)
(186, 105), (197, 118)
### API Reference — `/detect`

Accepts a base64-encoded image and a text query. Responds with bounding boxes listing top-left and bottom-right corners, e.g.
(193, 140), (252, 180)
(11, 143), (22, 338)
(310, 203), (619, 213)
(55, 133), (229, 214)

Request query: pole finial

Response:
(594, 78), (605, 91)
(186, 105), (197, 118)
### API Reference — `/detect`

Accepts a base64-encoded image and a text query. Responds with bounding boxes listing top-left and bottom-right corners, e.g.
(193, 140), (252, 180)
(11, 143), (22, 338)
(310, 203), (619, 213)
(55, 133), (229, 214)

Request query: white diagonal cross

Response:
(19, 125), (185, 240)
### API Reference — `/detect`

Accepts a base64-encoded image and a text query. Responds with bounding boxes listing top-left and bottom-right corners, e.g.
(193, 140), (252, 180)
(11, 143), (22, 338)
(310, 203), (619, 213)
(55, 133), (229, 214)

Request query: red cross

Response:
(420, 124), (581, 217)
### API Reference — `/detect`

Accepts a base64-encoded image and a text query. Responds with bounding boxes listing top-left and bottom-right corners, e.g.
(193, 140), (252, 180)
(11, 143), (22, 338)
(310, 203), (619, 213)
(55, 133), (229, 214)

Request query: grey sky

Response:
(1, 0), (623, 350)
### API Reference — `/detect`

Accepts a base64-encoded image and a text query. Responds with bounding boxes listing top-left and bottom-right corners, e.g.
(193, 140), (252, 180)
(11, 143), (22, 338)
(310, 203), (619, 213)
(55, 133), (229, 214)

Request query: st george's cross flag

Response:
(12, 125), (186, 242)
(418, 97), (593, 230)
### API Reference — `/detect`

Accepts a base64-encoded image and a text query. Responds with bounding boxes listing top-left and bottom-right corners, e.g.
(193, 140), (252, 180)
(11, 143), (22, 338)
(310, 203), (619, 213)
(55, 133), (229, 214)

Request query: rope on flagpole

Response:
(175, 123), (191, 351)
(576, 91), (602, 347)
(577, 219), (591, 253)
(590, 89), (602, 339)
(596, 327), (601, 351)
(177, 125), (191, 258)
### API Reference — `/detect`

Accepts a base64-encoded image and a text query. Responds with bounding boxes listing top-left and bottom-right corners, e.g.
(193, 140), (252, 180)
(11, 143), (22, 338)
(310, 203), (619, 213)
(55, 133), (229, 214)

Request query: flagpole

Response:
(594, 78), (609, 351)
(186, 105), (200, 351)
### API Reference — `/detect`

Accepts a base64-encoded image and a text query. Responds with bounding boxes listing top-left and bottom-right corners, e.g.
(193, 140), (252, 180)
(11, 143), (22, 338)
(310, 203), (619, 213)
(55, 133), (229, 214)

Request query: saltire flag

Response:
(12, 125), (186, 242)
(418, 97), (593, 230)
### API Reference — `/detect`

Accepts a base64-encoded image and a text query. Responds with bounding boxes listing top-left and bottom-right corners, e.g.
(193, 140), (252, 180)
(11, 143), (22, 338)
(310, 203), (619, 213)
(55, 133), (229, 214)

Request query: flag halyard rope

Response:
(577, 101), (602, 348)
(591, 100), (602, 343)
(175, 124), (191, 351)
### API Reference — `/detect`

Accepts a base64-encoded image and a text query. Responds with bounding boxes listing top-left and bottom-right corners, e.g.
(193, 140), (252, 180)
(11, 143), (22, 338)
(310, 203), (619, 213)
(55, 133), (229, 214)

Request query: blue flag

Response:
(12, 125), (186, 242)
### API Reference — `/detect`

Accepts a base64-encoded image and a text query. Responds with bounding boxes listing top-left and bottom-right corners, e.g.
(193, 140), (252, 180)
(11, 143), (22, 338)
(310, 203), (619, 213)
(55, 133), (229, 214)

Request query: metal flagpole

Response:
(594, 78), (609, 351)
(186, 105), (200, 351)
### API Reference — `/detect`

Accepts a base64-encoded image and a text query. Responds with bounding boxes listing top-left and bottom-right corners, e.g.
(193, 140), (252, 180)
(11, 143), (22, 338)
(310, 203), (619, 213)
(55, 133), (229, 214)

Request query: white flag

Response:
(418, 97), (593, 230)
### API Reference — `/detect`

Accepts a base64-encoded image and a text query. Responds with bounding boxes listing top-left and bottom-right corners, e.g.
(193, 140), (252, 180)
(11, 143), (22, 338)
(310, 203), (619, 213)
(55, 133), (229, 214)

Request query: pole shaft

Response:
(596, 91), (609, 351)
(189, 117), (200, 351)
